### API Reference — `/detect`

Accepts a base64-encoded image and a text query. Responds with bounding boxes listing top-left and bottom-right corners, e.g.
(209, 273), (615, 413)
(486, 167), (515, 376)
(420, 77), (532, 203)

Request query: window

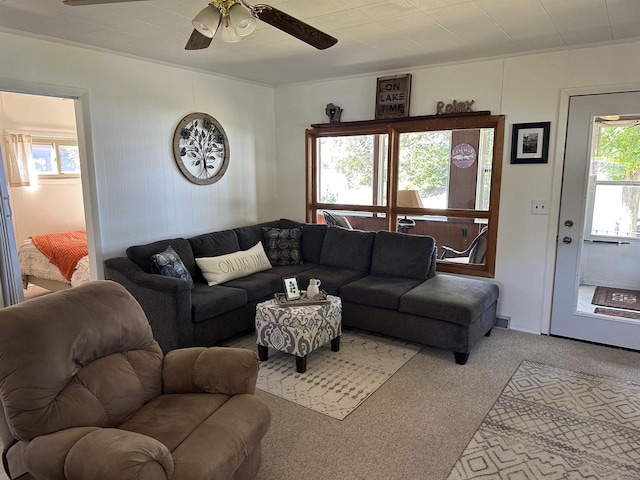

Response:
(306, 114), (505, 277)
(585, 117), (640, 241)
(31, 138), (80, 177)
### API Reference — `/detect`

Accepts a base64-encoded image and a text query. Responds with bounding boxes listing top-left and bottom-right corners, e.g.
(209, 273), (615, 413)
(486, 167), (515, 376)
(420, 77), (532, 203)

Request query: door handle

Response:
(562, 236), (572, 244)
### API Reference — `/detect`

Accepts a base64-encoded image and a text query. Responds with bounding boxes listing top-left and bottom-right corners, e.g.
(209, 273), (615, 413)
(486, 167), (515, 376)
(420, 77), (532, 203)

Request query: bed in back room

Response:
(19, 229), (91, 292)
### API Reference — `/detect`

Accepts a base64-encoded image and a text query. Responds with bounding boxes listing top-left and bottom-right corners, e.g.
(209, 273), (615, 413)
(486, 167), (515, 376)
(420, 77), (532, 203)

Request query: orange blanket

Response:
(31, 229), (88, 281)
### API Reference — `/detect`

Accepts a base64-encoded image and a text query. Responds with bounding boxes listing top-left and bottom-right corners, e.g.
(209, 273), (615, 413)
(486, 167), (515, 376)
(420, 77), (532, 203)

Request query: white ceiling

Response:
(1, 0), (640, 86)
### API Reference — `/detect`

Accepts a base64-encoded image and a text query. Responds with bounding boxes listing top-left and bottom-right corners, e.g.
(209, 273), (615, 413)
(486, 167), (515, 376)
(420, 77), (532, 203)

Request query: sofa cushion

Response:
(268, 263), (318, 278)
(189, 230), (240, 259)
(196, 242), (272, 286)
(262, 227), (303, 266)
(223, 272), (283, 302)
(191, 284), (248, 323)
(319, 227), (375, 272)
(371, 231), (436, 280)
(235, 221), (280, 250)
(150, 246), (194, 288)
(127, 238), (196, 277)
(399, 274), (499, 327)
(118, 393), (270, 479)
(278, 220), (328, 265)
(296, 265), (367, 296)
(340, 275), (424, 310)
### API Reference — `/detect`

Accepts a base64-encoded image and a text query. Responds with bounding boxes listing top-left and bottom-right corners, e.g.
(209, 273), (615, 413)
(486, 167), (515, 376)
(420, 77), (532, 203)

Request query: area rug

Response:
(226, 330), (422, 420)
(447, 360), (640, 479)
(594, 307), (640, 320)
(592, 286), (640, 311)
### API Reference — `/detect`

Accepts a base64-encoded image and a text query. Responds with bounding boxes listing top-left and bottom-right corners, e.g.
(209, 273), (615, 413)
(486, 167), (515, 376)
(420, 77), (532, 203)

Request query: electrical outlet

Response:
(531, 200), (549, 215)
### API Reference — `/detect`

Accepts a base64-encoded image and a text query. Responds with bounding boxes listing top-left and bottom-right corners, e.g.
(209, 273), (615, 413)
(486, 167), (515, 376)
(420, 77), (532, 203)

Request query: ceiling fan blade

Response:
(64, 0), (147, 5)
(185, 29), (213, 51)
(252, 5), (337, 50)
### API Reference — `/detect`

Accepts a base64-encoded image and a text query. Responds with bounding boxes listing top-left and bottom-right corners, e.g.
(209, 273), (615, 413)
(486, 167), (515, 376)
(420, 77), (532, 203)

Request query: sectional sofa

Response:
(104, 219), (499, 364)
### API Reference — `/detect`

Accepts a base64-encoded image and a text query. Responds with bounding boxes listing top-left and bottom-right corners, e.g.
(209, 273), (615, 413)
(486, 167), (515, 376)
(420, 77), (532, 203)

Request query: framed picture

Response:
(282, 276), (301, 301)
(511, 122), (551, 164)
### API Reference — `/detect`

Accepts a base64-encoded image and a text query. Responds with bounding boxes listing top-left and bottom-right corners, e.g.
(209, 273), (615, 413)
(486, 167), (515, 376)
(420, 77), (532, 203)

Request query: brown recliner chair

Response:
(0, 281), (270, 480)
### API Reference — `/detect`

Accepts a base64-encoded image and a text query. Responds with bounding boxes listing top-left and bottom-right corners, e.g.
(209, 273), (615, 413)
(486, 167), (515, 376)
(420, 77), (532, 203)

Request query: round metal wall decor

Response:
(172, 112), (230, 185)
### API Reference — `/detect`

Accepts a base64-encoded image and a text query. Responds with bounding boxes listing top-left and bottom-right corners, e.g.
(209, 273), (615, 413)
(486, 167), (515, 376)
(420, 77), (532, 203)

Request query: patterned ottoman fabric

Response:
(256, 296), (342, 358)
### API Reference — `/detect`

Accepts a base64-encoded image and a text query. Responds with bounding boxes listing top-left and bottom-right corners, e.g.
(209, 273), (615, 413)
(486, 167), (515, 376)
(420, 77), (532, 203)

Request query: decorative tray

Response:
(274, 291), (330, 307)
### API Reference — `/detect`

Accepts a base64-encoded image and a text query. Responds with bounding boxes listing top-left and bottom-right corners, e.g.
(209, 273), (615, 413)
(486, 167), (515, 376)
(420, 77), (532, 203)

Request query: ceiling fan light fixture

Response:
(229, 3), (257, 37)
(220, 16), (241, 43)
(192, 5), (221, 38)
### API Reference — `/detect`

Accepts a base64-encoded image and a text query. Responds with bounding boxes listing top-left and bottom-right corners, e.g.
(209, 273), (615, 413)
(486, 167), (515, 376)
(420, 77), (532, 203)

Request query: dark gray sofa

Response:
(104, 219), (499, 364)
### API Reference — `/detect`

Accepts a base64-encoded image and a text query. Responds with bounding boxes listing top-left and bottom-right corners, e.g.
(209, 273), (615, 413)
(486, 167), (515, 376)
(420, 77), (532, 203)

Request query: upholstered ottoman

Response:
(398, 274), (499, 365)
(255, 295), (342, 373)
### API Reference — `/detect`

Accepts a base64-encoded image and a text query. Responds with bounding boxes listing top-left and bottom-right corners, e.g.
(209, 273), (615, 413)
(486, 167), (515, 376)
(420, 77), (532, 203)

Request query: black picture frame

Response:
(282, 276), (301, 301)
(510, 122), (550, 164)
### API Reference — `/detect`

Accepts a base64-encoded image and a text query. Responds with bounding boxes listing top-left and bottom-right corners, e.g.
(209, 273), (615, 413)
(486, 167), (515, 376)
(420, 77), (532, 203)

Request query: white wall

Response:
(273, 40), (640, 334)
(0, 92), (85, 244)
(0, 31), (277, 275)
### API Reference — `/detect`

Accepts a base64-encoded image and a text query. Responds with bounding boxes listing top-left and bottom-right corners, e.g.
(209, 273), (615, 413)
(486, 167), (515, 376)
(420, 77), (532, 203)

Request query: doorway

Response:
(551, 91), (640, 350)
(0, 91), (92, 303)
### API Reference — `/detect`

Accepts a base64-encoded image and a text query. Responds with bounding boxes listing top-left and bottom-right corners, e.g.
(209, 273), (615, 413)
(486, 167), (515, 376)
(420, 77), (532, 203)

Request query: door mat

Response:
(225, 329), (422, 420)
(447, 360), (640, 479)
(592, 286), (640, 311)
(594, 307), (640, 320)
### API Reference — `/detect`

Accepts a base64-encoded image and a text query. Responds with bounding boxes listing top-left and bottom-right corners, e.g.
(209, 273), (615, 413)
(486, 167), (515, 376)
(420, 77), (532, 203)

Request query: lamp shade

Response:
(220, 16), (241, 43)
(192, 5), (221, 38)
(229, 3), (257, 37)
(397, 190), (424, 208)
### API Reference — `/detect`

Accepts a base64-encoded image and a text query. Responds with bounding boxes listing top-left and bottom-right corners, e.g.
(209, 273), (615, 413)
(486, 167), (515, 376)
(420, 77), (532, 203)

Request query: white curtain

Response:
(0, 147), (24, 306)
(3, 132), (35, 187)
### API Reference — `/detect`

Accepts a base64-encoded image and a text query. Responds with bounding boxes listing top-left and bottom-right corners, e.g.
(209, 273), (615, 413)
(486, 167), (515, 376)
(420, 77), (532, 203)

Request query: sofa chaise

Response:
(104, 219), (499, 364)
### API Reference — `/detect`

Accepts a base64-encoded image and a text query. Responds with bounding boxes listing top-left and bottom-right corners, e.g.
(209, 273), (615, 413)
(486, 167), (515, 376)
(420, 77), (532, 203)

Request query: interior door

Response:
(551, 91), (640, 350)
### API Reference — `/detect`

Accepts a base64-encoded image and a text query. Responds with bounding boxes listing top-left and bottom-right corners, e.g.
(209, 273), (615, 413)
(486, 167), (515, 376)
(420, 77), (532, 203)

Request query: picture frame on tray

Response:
(282, 276), (301, 301)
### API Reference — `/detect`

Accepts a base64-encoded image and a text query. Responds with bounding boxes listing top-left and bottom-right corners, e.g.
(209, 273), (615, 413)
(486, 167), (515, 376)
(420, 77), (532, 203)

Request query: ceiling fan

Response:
(63, 0), (338, 51)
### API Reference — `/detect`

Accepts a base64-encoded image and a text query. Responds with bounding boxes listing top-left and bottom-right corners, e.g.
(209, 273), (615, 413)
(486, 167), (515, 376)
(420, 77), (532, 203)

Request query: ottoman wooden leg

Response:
(258, 344), (269, 361)
(296, 355), (307, 373)
(454, 352), (469, 365)
(485, 328), (492, 337)
(331, 336), (340, 352)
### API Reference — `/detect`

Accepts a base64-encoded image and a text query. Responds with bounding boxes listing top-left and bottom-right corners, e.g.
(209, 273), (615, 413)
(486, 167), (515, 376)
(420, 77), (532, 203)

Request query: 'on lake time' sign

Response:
(376, 74), (412, 120)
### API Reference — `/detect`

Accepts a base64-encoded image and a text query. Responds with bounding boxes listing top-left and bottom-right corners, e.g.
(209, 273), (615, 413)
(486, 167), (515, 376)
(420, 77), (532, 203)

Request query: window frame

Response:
(306, 114), (505, 277)
(31, 137), (80, 179)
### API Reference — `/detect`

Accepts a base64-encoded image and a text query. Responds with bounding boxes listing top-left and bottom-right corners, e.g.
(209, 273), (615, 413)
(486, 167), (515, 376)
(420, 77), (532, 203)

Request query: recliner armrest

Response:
(23, 427), (173, 480)
(163, 347), (259, 395)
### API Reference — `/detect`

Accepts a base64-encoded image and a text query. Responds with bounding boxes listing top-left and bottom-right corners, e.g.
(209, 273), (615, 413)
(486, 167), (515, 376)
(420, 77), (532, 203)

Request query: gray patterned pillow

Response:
(151, 245), (194, 288)
(262, 227), (303, 266)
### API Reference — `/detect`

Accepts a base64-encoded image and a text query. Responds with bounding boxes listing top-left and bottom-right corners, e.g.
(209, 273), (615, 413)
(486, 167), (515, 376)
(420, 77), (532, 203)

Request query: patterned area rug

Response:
(227, 330), (422, 420)
(592, 286), (640, 311)
(447, 361), (640, 479)
(594, 307), (640, 320)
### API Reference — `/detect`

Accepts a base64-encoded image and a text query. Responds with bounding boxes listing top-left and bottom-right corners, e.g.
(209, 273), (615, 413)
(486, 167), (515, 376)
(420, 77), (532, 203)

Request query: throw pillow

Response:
(262, 226), (303, 266)
(195, 242), (272, 286)
(151, 245), (194, 288)
(323, 211), (353, 229)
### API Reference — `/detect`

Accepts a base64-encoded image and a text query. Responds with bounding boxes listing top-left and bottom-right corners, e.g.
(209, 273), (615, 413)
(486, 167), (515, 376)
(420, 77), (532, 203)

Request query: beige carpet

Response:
(447, 360), (640, 479)
(227, 330), (422, 420)
(254, 328), (640, 480)
(2, 329), (638, 480)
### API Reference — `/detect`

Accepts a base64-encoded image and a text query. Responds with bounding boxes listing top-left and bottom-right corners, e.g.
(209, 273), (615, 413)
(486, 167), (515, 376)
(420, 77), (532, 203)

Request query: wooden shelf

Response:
(310, 111), (492, 129)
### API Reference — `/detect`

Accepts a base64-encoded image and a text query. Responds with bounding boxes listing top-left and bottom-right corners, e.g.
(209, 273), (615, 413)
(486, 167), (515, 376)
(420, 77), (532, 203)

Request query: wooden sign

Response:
(436, 100), (475, 115)
(376, 74), (411, 119)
